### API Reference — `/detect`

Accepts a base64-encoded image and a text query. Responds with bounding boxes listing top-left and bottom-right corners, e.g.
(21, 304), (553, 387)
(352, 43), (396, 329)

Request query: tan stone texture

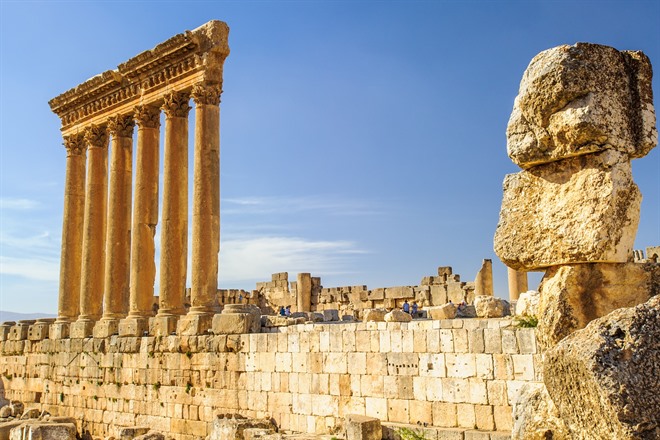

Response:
(507, 268), (528, 302)
(544, 295), (660, 439)
(474, 296), (508, 318)
(428, 303), (457, 320)
(511, 383), (568, 440)
(103, 114), (135, 320)
(514, 291), (539, 317)
(494, 150), (641, 271)
(384, 309), (412, 322)
(536, 262), (660, 350)
(363, 309), (387, 322)
(506, 43), (657, 169)
(474, 259), (493, 296)
(129, 105), (160, 319)
(158, 92), (191, 316)
(296, 273), (312, 313)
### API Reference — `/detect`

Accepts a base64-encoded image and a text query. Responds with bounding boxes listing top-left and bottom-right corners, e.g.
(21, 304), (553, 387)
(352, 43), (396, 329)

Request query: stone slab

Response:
(118, 317), (150, 337)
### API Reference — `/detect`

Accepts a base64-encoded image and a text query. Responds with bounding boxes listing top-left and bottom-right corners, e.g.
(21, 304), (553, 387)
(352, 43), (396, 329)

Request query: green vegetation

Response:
(396, 427), (429, 440)
(515, 315), (539, 328)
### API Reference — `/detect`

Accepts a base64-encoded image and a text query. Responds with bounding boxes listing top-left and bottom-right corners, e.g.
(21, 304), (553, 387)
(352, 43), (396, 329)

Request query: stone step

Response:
(382, 423), (510, 440)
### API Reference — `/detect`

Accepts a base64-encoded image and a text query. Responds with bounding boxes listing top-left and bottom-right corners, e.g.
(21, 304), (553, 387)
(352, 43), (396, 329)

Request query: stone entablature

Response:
(49, 21), (229, 136)
(0, 319), (540, 440)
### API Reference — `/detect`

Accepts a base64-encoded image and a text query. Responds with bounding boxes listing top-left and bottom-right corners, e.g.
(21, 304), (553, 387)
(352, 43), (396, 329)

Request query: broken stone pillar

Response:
(189, 83), (223, 319)
(54, 133), (87, 338)
(121, 105), (161, 337)
(154, 91), (191, 336)
(96, 114), (135, 338)
(507, 267), (528, 301)
(473, 258), (493, 295)
(72, 125), (108, 339)
(296, 273), (312, 312)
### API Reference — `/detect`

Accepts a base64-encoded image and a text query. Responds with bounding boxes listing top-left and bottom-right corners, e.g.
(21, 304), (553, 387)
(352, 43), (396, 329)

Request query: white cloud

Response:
(222, 195), (382, 216)
(0, 198), (41, 210)
(0, 256), (59, 281)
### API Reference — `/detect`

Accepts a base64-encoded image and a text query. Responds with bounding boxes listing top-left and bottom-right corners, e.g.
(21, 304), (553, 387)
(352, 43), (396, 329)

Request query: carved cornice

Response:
(84, 124), (108, 148)
(49, 20), (229, 133)
(162, 92), (191, 118)
(191, 83), (223, 106)
(134, 105), (161, 129)
(107, 115), (136, 138)
(63, 133), (87, 156)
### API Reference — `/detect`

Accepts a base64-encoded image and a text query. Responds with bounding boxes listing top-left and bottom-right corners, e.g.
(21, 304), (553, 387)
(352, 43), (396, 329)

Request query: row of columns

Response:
(53, 84), (223, 339)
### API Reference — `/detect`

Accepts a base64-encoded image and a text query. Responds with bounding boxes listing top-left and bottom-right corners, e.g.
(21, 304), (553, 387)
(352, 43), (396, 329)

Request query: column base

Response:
(149, 315), (180, 337)
(211, 313), (251, 335)
(9, 320), (35, 341)
(93, 319), (120, 338)
(177, 313), (214, 336)
(28, 319), (55, 341)
(0, 322), (15, 341)
(118, 316), (150, 337)
(70, 320), (96, 339)
(49, 322), (71, 340)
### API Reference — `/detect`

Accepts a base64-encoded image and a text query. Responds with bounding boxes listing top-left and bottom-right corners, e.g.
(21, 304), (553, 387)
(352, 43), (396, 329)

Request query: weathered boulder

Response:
(9, 422), (77, 440)
(207, 414), (275, 440)
(494, 150), (641, 271)
(19, 409), (40, 420)
(345, 414), (382, 440)
(507, 43), (656, 169)
(456, 304), (476, 318)
(515, 290), (540, 317)
(0, 407), (11, 419)
(133, 432), (165, 440)
(537, 262), (660, 350)
(0, 421), (23, 440)
(362, 309), (387, 322)
(474, 296), (509, 318)
(322, 309), (339, 322)
(118, 426), (149, 440)
(545, 295), (660, 439)
(384, 309), (412, 322)
(512, 383), (569, 440)
(427, 303), (457, 320)
(8, 403), (22, 419)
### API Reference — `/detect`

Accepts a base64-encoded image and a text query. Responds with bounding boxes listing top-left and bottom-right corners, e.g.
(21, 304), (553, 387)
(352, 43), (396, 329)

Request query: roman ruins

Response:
(1, 22), (658, 440)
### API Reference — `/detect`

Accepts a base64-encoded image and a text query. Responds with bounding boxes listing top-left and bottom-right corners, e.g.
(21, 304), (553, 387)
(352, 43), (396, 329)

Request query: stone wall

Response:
(0, 319), (540, 439)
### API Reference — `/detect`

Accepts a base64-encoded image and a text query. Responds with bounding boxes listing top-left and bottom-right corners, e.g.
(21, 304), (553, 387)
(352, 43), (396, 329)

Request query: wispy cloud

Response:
(0, 256), (59, 281)
(0, 198), (41, 210)
(222, 195), (382, 216)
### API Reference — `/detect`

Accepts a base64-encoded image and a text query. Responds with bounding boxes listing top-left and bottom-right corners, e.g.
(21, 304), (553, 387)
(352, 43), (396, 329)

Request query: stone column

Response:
(474, 259), (494, 296)
(296, 273), (312, 312)
(179, 84), (222, 335)
(507, 267), (528, 301)
(51, 134), (87, 339)
(71, 125), (108, 339)
(95, 115), (135, 338)
(153, 91), (191, 336)
(120, 106), (160, 337)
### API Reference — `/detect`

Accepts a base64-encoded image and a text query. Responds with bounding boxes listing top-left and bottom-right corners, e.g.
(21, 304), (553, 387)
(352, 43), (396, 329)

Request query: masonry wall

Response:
(0, 319), (540, 440)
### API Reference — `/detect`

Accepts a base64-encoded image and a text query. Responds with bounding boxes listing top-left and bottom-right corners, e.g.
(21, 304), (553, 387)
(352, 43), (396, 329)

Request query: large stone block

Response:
(384, 309), (412, 322)
(363, 309), (387, 322)
(474, 296), (509, 318)
(212, 314), (251, 334)
(515, 291), (539, 317)
(207, 414), (275, 440)
(494, 150), (641, 271)
(427, 303), (457, 320)
(537, 262), (660, 350)
(544, 295), (660, 439)
(345, 414), (382, 440)
(9, 422), (77, 440)
(507, 43), (656, 169)
(511, 383), (568, 440)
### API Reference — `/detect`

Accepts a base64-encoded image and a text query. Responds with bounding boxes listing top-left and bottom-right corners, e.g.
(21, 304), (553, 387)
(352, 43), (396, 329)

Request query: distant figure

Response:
(403, 300), (410, 314)
(285, 305), (292, 317)
(411, 301), (418, 317)
(279, 306), (286, 316)
(238, 293), (243, 303)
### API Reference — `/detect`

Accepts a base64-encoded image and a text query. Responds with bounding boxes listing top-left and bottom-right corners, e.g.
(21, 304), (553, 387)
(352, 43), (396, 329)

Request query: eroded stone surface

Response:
(427, 303), (457, 320)
(507, 43), (656, 169)
(515, 291), (540, 317)
(383, 309), (412, 322)
(511, 383), (569, 440)
(537, 262), (660, 350)
(544, 295), (660, 439)
(474, 296), (508, 318)
(494, 150), (641, 271)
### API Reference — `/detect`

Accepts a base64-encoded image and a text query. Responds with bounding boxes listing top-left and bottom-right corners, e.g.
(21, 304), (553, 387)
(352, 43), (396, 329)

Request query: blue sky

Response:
(0, 1), (658, 314)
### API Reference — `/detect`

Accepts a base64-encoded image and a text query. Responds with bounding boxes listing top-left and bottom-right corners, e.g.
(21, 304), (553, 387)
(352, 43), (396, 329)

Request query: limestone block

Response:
(118, 317), (150, 337)
(345, 414), (382, 440)
(322, 310), (339, 322)
(9, 402), (23, 418)
(438, 266), (453, 278)
(456, 305), (476, 319)
(9, 321), (33, 341)
(92, 319), (119, 338)
(507, 43), (656, 169)
(207, 414), (275, 440)
(427, 303), (457, 320)
(118, 426), (150, 440)
(177, 314), (213, 336)
(20, 409), (40, 420)
(9, 422), (77, 440)
(0, 421), (23, 440)
(446, 283), (466, 303)
(363, 309), (387, 322)
(474, 296), (508, 318)
(537, 262), (660, 350)
(430, 285), (448, 306)
(242, 428), (275, 440)
(385, 286), (414, 299)
(514, 291), (539, 317)
(0, 322), (14, 341)
(511, 383), (570, 440)
(494, 150), (641, 271)
(28, 319), (54, 341)
(148, 315), (179, 337)
(133, 432), (165, 440)
(384, 310), (412, 323)
(367, 289), (385, 301)
(0, 406), (12, 418)
(545, 295), (660, 439)
(48, 322), (69, 340)
(212, 314), (252, 335)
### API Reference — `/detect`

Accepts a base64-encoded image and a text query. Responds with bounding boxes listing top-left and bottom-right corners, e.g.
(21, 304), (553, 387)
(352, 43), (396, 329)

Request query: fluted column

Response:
(189, 83), (223, 316)
(157, 91), (191, 323)
(129, 105), (160, 316)
(71, 125), (108, 338)
(52, 134), (87, 338)
(508, 267), (529, 301)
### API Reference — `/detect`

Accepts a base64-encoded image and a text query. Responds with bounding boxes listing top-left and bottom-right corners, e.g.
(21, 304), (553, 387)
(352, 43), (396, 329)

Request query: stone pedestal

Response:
(0, 322), (15, 341)
(9, 321), (34, 341)
(70, 320), (95, 339)
(93, 319), (120, 338)
(118, 317), (150, 337)
(49, 322), (70, 340)
(28, 319), (55, 341)
(177, 313), (214, 336)
(149, 315), (179, 337)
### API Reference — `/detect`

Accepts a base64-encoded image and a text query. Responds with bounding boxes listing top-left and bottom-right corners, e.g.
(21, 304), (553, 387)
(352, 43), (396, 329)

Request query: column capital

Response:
(107, 114), (136, 138)
(162, 91), (191, 118)
(191, 83), (222, 106)
(84, 124), (108, 148)
(63, 133), (87, 156)
(134, 105), (161, 129)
